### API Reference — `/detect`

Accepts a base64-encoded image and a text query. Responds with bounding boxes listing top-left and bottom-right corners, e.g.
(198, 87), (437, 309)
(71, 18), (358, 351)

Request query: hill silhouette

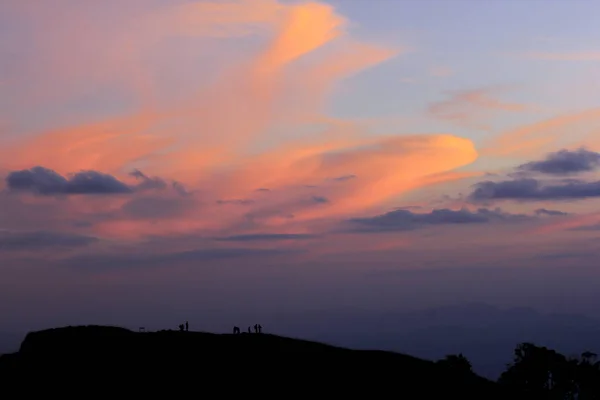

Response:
(0, 325), (518, 398)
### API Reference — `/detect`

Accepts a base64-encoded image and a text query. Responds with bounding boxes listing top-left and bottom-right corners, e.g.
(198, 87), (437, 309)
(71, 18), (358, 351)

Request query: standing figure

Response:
(253, 324), (258, 333)
(233, 326), (240, 334)
(258, 324), (263, 334)
(185, 321), (189, 332)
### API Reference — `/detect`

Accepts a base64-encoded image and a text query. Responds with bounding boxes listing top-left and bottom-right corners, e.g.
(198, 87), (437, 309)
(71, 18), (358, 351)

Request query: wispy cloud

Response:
(217, 199), (255, 206)
(481, 108), (600, 158)
(429, 66), (453, 77)
(568, 223), (600, 231)
(522, 52), (600, 61)
(0, 230), (98, 250)
(535, 208), (569, 217)
(60, 246), (304, 271)
(428, 87), (530, 130)
(215, 233), (319, 242)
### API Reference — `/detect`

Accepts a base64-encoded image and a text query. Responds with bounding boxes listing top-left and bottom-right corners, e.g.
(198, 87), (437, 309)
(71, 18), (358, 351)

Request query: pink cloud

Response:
(428, 87), (531, 131)
(6, 0), (596, 267)
(429, 66), (453, 77)
(481, 108), (600, 158)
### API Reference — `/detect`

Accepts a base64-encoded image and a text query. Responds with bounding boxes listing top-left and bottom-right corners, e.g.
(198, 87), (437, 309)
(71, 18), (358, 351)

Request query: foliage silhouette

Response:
(437, 353), (473, 375)
(499, 342), (600, 399)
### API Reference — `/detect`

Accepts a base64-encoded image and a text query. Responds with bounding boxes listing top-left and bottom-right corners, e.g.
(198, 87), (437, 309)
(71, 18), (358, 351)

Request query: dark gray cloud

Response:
(394, 205), (424, 211)
(0, 230), (98, 250)
(131, 170), (193, 196)
(172, 181), (191, 196)
(465, 149), (600, 205)
(534, 208), (569, 216)
(6, 166), (132, 195)
(518, 148), (600, 175)
(5, 166), (190, 198)
(347, 208), (538, 233)
(331, 174), (356, 182)
(469, 178), (600, 202)
(217, 199), (255, 205)
(255, 188), (270, 192)
(215, 233), (319, 241)
(130, 169), (167, 191)
(312, 196), (329, 203)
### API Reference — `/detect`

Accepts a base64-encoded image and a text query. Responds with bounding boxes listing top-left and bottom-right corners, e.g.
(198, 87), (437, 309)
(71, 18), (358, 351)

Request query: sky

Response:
(1, 0), (600, 335)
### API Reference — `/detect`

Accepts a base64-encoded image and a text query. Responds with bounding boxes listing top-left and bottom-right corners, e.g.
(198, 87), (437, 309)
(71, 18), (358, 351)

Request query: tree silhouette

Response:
(581, 351), (597, 364)
(499, 343), (600, 400)
(437, 353), (473, 375)
(576, 351), (600, 400)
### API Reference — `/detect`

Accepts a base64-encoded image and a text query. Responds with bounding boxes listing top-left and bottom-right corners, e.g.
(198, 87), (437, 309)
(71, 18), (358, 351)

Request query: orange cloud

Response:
(258, 1), (346, 71)
(481, 108), (600, 158)
(8, 131), (478, 243)
(4, 1), (379, 174)
(208, 134), (479, 227)
(0, 112), (168, 177)
(136, 0), (284, 39)
(1, 1), (477, 245)
(108, 5), (397, 185)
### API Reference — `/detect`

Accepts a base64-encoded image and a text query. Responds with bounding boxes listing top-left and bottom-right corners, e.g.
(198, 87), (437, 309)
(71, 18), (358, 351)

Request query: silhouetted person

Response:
(179, 324), (184, 332)
(253, 324), (258, 333)
(185, 321), (189, 332)
(233, 326), (240, 334)
(258, 324), (262, 334)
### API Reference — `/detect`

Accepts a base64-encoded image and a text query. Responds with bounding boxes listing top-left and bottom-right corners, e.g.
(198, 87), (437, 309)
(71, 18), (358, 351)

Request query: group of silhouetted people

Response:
(233, 324), (262, 334)
(173, 321), (263, 334)
(178, 321), (189, 332)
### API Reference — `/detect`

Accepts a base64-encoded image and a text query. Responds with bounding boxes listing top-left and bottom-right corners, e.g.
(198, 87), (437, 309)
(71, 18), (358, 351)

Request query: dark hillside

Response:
(0, 325), (520, 398)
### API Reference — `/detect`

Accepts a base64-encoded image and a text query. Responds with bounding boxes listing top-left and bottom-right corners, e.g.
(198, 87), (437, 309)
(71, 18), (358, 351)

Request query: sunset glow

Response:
(2, 0), (600, 333)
